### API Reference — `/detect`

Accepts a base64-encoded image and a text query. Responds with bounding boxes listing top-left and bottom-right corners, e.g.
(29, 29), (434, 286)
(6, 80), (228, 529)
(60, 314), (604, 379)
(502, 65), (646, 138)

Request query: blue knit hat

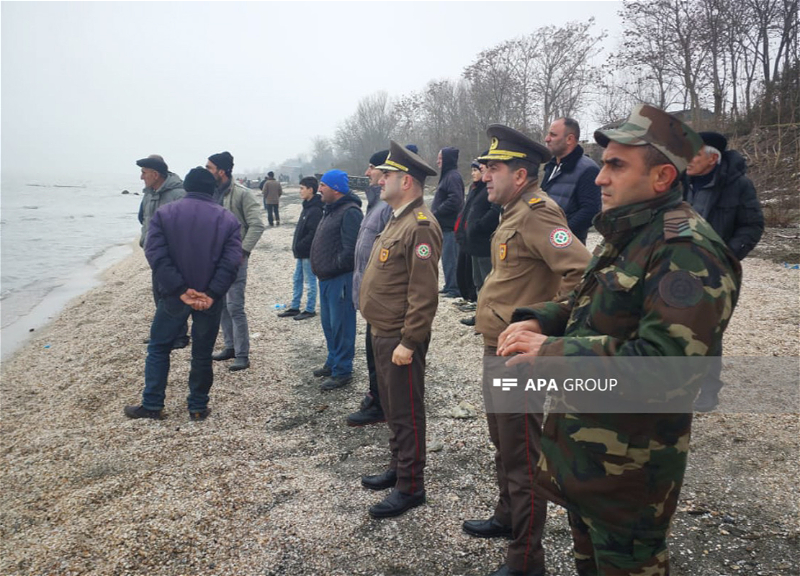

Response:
(320, 169), (350, 194)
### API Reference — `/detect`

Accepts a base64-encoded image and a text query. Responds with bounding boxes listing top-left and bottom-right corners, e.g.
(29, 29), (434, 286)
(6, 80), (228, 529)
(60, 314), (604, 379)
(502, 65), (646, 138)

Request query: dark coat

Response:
(541, 145), (601, 243)
(456, 180), (501, 258)
(145, 192), (242, 301)
(686, 150), (765, 260)
(310, 193), (364, 280)
(292, 194), (324, 259)
(431, 147), (465, 231)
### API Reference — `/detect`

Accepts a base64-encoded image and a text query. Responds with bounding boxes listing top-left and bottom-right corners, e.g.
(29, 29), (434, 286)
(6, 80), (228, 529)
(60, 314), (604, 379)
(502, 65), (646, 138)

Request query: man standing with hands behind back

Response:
(359, 141), (442, 519)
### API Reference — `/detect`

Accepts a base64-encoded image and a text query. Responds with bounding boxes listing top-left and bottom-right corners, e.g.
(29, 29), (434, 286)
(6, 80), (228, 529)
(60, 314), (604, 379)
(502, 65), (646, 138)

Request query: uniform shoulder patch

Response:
(415, 243), (432, 260)
(663, 208), (695, 241)
(416, 211), (431, 226)
(549, 227), (573, 248)
(658, 270), (703, 308)
(526, 196), (545, 210)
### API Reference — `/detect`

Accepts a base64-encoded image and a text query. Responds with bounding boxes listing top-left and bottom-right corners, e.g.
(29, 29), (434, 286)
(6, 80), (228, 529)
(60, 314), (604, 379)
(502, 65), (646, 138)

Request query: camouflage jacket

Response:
(511, 186), (742, 534)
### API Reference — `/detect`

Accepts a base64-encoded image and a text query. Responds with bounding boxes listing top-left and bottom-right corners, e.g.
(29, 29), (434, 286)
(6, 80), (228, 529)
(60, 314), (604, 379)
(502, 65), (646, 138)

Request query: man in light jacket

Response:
(206, 151), (266, 372)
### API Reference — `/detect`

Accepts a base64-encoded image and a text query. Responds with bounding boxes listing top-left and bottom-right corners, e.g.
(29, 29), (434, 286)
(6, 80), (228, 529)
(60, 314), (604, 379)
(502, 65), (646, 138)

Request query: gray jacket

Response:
(221, 181), (266, 254)
(352, 185), (392, 309)
(139, 172), (185, 247)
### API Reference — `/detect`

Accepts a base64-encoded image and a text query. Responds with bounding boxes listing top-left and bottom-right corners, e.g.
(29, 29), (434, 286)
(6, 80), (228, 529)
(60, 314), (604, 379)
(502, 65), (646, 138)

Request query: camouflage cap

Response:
(594, 104), (703, 173)
(377, 140), (437, 184)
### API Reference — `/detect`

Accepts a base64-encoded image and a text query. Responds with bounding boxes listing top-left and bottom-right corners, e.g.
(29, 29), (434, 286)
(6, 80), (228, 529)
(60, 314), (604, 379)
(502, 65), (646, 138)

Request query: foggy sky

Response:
(1, 1), (623, 178)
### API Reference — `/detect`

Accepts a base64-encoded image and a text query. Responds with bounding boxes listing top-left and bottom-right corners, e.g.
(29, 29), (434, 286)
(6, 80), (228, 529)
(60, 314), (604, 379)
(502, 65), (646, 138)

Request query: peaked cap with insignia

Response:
(594, 104), (703, 173)
(377, 140), (437, 184)
(477, 124), (552, 165)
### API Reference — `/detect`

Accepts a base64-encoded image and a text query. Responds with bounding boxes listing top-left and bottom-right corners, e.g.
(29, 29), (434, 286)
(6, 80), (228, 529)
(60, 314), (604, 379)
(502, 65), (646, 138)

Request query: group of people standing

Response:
(124, 101), (763, 576)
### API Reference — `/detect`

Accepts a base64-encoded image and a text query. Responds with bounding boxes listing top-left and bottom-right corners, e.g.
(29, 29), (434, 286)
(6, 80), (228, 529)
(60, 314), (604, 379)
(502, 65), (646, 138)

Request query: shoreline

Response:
(0, 239), (137, 361)
(0, 201), (797, 575)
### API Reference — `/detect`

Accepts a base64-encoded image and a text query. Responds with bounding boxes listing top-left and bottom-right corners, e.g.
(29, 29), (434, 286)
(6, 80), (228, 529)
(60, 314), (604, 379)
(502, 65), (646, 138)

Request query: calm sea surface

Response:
(1, 172), (143, 358)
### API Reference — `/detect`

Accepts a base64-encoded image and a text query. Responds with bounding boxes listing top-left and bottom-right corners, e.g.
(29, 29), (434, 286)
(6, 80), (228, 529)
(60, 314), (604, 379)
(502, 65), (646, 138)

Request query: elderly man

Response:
(542, 117), (601, 244)
(499, 105), (742, 576)
(464, 125), (591, 576)
(136, 155), (187, 349)
(207, 151), (265, 372)
(125, 167), (242, 421)
(310, 169), (364, 391)
(359, 140), (441, 518)
(685, 131), (764, 411)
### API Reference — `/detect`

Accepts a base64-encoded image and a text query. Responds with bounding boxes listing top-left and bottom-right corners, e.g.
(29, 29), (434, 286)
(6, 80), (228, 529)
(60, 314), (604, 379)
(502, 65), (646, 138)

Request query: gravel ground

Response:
(1, 187), (798, 576)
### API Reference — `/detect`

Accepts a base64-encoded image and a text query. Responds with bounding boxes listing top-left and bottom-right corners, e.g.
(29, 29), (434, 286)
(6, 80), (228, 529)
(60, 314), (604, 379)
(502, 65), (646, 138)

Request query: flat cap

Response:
(136, 155), (169, 176)
(594, 104), (703, 173)
(477, 124), (551, 165)
(376, 140), (437, 184)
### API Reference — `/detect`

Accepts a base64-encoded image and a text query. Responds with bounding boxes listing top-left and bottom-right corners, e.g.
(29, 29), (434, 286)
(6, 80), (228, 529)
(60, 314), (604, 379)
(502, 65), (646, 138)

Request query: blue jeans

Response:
(319, 273), (356, 378)
(142, 295), (223, 412)
(291, 258), (317, 312)
(442, 230), (460, 295)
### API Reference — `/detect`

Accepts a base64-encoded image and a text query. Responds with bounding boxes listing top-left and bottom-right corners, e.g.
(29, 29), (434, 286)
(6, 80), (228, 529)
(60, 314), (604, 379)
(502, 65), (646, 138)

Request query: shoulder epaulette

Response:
(415, 211), (431, 226)
(663, 207), (695, 241)
(526, 196), (545, 210)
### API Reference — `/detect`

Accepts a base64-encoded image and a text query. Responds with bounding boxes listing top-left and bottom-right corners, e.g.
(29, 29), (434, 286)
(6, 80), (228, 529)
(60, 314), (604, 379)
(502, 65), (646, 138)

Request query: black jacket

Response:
(292, 194), (324, 259)
(455, 180), (500, 257)
(431, 147), (465, 231)
(310, 193), (364, 280)
(686, 150), (764, 260)
(541, 144), (601, 244)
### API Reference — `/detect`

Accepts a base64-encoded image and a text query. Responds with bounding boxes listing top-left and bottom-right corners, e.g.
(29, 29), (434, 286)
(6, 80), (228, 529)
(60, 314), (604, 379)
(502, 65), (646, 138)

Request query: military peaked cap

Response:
(477, 124), (551, 165)
(377, 140), (437, 184)
(594, 104), (703, 173)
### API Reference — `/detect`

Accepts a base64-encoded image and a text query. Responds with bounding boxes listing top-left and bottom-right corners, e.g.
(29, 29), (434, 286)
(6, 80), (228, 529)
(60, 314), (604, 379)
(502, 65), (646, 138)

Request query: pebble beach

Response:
(1, 189), (798, 576)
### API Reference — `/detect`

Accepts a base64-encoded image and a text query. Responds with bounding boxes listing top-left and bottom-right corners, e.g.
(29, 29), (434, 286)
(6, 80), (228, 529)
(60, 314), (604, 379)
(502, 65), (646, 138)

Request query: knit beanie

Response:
(208, 151), (234, 174)
(183, 167), (216, 195)
(320, 169), (350, 194)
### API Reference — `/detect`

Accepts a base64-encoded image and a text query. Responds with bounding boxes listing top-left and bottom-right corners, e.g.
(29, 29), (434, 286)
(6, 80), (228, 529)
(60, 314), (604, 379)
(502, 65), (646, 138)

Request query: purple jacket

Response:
(145, 192), (242, 301)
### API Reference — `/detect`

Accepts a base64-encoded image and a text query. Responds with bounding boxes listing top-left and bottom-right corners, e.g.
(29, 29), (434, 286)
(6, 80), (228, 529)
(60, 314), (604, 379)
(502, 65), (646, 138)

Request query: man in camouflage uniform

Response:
(498, 105), (742, 575)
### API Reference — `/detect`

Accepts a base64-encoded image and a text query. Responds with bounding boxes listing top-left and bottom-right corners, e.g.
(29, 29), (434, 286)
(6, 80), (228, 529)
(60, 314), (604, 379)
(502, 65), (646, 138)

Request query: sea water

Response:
(1, 172), (143, 359)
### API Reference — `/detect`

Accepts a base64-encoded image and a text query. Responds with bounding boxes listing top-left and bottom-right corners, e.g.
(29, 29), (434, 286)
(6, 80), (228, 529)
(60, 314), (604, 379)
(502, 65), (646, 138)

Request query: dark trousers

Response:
(265, 203), (280, 225)
(484, 345), (546, 573)
(373, 334), (429, 494)
(365, 323), (381, 409)
(142, 296), (223, 412)
(151, 272), (188, 343)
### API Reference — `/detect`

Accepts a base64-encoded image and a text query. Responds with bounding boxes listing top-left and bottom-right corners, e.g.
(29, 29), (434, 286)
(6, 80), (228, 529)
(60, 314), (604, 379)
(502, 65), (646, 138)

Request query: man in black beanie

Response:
(125, 168), (242, 420)
(207, 151), (265, 372)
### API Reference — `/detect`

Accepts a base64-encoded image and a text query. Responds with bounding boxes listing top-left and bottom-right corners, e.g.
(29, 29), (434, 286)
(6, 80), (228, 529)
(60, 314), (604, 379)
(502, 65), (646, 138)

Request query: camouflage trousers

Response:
(567, 510), (670, 576)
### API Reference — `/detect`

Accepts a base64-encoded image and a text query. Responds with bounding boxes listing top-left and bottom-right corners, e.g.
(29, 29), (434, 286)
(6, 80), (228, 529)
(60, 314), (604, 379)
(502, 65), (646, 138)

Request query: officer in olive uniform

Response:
(499, 105), (742, 576)
(359, 140), (443, 519)
(465, 125), (591, 576)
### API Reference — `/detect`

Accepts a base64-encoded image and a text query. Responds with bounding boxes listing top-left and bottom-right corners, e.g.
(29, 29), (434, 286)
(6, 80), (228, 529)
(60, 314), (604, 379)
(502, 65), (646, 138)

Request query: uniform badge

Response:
(659, 270), (703, 308)
(490, 137), (499, 150)
(416, 211), (428, 220)
(528, 197), (542, 205)
(415, 243), (431, 260)
(499, 243), (508, 260)
(549, 227), (573, 248)
(379, 248), (389, 262)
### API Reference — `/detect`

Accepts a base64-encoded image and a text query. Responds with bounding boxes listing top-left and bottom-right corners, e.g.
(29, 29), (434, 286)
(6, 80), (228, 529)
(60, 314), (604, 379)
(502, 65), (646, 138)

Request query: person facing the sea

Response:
(206, 151), (266, 372)
(125, 167), (242, 421)
(136, 154), (189, 350)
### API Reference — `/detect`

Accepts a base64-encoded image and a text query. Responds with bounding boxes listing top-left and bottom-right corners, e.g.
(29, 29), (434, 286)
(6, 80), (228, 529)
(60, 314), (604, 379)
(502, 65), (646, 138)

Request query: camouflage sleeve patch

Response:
(658, 270), (704, 308)
(663, 207), (695, 241)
